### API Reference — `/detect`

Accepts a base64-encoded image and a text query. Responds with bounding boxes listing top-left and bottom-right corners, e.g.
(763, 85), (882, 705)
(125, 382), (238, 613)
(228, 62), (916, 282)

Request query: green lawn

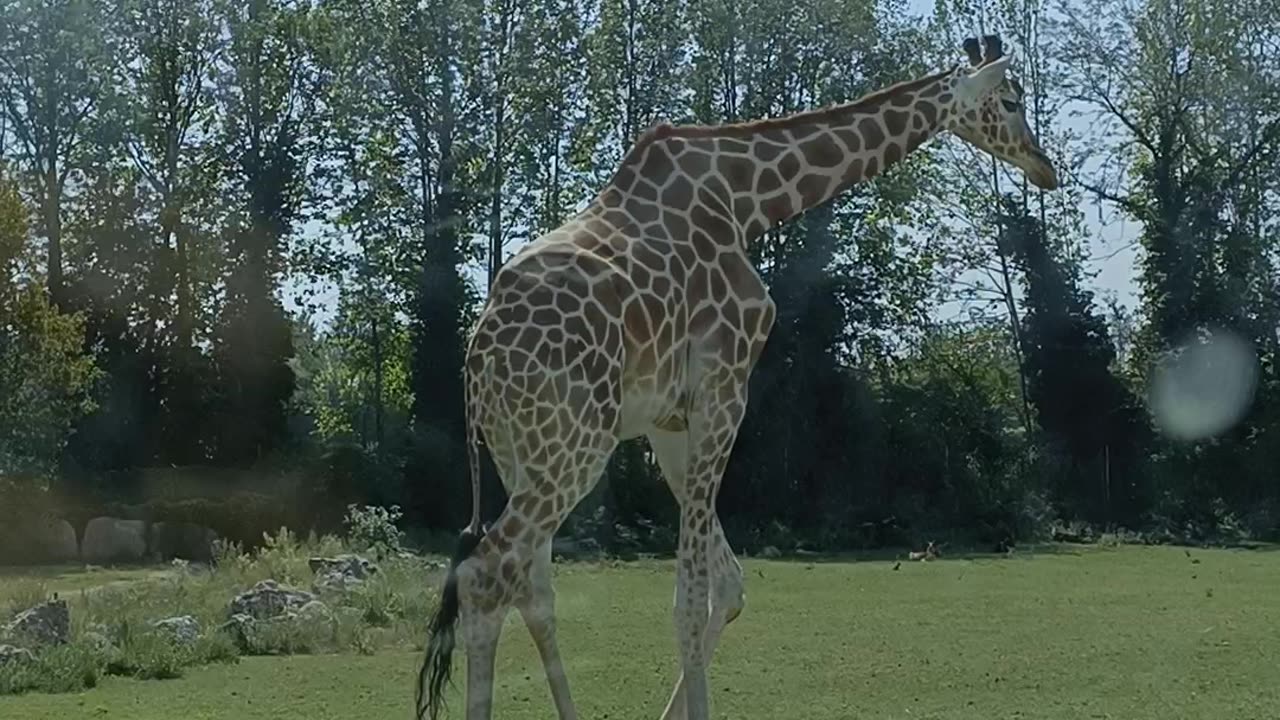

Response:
(0, 563), (177, 597)
(3, 544), (1279, 719)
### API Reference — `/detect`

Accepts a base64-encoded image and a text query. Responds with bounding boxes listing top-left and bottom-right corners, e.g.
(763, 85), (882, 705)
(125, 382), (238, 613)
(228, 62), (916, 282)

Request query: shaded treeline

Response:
(1, 0), (1277, 552)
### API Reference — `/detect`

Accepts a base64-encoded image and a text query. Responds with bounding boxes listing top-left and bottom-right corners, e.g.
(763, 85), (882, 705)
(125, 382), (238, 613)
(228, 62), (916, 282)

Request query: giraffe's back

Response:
(465, 216), (697, 467)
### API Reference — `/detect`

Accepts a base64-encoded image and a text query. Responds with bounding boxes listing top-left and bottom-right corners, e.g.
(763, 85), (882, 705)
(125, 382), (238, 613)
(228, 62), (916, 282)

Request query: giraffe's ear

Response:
(962, 37), (983, 66)
(981, 34), (1004, 62)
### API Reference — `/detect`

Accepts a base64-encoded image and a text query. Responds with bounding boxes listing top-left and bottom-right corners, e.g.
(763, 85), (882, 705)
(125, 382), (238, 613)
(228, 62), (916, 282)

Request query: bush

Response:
(342, 504), (405, 559)
(0, 526), (439, 697)
(0, 642), (101, 695)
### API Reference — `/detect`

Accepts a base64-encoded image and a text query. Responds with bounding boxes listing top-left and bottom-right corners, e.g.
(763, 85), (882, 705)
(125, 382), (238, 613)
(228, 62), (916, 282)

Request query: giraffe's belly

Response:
(617, 384), (684, 439)
(617, 343), (690, 440)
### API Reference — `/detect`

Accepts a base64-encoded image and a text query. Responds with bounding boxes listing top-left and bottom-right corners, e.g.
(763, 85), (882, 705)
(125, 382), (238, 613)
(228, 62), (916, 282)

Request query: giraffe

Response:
(417, 33), (1056, 720)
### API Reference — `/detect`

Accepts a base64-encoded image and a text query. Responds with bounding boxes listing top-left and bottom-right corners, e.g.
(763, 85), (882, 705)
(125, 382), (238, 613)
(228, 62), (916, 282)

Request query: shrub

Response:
(342, 504), (404, 559)
(0, 525), (433, 697)
(0, 641), (101, 695)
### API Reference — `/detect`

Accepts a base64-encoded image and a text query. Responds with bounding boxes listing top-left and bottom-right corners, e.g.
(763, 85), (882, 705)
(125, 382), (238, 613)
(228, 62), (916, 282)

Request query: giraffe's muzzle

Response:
(1025, 149), (1058, 190)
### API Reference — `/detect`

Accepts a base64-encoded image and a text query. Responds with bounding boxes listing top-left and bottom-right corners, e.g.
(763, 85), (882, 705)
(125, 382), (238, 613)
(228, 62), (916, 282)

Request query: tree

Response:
(1054, 0), (1280, 530)
(0, 167), (98, 485)
(0, 0), (114, 309)
(210, 0), (317, 464)
(58, 113), (163, 477)
(368, 0), (483, 527)
(878, 320), (1037, 544)
(1000, 195), (1153, 526)
(508, 0), (591, 234)
(577, 0), (691, 186)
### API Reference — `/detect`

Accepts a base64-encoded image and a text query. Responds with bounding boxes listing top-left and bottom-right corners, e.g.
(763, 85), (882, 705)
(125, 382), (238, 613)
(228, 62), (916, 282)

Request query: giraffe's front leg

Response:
(674, 503), (713, 720)
(649, 429), (745, 720)
(660, 522), (743, 720)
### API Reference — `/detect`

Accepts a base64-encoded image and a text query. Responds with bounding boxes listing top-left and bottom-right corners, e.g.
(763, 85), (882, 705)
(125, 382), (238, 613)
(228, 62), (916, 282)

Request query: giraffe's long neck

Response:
(605, 67), (956, 246)
(739, 71), (954, 237)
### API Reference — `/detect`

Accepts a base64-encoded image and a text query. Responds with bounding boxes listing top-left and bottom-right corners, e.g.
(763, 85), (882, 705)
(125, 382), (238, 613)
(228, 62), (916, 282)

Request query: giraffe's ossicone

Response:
(418, 33), (1056, 720)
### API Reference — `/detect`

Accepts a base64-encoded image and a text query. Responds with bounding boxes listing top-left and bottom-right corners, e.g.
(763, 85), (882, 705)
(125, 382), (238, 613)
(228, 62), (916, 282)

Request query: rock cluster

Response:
(2, 598), (69, 646)
(308, 554), (378, 594)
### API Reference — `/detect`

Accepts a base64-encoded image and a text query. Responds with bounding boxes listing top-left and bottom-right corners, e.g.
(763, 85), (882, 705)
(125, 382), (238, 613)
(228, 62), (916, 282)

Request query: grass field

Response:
(0, 563), (178, 596)
(2, 543), (1279, 719)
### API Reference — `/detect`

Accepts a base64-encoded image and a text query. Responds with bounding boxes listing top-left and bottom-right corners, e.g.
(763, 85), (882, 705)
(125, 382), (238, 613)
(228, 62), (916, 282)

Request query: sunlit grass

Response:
(3, 543), (1278, 719)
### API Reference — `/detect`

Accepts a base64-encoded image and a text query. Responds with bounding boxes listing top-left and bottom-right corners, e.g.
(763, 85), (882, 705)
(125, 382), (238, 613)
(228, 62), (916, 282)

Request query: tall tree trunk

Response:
(167, 128), (193, 350)
(623, 0), (637, 142)
(372, 314), (384, 450)
(487, 111), (504, 289)
(43, 162), (63, 308)
(991, 158), (1033, 434)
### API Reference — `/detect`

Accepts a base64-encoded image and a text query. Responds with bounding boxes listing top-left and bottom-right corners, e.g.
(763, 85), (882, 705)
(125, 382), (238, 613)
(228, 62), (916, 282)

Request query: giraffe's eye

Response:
(1001, 99), (1021, 113)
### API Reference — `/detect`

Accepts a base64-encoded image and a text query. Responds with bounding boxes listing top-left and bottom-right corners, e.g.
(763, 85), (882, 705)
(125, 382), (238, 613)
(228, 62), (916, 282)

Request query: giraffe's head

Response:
(942, 35), (1058, 190)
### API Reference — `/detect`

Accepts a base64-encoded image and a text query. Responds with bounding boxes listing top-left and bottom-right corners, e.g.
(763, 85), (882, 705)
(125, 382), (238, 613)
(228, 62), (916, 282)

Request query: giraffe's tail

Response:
(417, 527), (483, 720)
(464, 355), (494, 533)
(415, 356), (492, 720)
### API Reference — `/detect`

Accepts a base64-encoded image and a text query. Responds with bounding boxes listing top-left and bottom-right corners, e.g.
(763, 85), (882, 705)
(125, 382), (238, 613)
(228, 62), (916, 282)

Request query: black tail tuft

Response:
(417, 527), (485, 720)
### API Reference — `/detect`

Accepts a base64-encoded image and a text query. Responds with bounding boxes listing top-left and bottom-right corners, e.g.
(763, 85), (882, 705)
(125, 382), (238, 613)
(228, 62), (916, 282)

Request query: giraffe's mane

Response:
(616, 65), (957, 169)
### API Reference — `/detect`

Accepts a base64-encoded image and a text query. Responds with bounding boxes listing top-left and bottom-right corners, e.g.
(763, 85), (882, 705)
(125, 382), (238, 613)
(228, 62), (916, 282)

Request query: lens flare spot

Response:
(1148, 328), (1258, 441)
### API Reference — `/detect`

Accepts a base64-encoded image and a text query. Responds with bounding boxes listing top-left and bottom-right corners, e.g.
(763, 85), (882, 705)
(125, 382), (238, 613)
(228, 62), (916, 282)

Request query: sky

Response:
(288, 0), (1145, 332)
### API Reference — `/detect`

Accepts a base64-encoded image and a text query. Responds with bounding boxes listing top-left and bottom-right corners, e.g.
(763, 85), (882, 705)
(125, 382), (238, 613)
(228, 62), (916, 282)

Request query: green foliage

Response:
(1002, 196), (1155, 526)
(0, 173), (100, 486)
(0, 529), (443, 696)
(342, 504), (405, 559)
(0, 0), (1277, 553)
(0, 286), (100, 480)
(0, 642), (102, 696)
(1054, 0), (1280, 535)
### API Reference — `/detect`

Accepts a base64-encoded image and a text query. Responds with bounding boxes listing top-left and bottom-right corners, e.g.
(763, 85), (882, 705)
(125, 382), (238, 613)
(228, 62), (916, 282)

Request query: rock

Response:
(551, 537), (602, 559)
(334, 605), (364, 624)
(296, 600), (333, 625)
(551, 537), (579, 557)
(0, 644), (35, 666)
(81, 517), (147, 563)
(308, 554), (378, 577)
(308, 554), (378, 594)
(0, 517), (78, 564)
(39, 519), (79, 562)
(150, 522), (218, 562)
(229, 579), (316, 619)
(83, 629), (114, 654)
(760, 545), (782, 559)
(3, 598), (69, 646)
(34, 519), (78, 562)
(151, 615), (201, 645)
(217, 613), (255, 652)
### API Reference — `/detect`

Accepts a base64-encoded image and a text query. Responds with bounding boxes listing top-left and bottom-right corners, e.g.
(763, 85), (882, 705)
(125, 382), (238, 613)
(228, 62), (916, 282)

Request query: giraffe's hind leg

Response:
(450, 435), (618, 720)
(649, 422), (747, 720)
(445, 510), (561, 720)
(516, 539), (578, 720)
